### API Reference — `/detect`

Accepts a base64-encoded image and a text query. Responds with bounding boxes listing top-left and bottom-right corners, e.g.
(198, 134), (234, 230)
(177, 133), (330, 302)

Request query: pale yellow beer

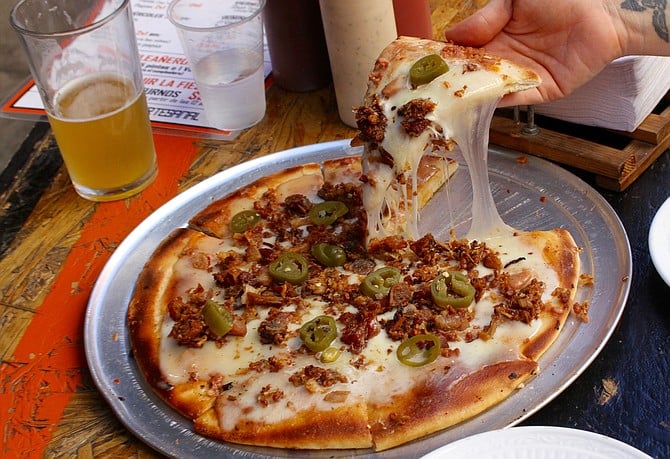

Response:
(47, 73), (157, 200)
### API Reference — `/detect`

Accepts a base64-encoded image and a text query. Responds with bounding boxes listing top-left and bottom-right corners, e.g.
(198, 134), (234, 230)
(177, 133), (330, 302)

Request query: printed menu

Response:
(2, 0), (272, 137)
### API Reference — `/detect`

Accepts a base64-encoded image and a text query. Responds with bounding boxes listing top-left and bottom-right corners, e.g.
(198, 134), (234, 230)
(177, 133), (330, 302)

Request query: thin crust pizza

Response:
(127, 37), (584, 452)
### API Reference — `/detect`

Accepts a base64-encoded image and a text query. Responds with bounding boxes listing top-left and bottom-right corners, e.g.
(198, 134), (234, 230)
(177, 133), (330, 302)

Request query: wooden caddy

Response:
(489, 92), (670, 191)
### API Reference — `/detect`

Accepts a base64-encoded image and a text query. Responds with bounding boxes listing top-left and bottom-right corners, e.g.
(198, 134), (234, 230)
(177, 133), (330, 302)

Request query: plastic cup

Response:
(167, 0), (267, 131)
(10, 0), (157, 202)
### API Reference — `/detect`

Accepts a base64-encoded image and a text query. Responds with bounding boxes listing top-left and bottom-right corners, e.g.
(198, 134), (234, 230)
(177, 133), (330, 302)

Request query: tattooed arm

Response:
(443, 0), (670, 106)
(620, 0), (669, 49)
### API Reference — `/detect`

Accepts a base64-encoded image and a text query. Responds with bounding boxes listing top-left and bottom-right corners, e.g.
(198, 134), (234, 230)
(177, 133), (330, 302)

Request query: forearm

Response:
(613, 0), (670, 56)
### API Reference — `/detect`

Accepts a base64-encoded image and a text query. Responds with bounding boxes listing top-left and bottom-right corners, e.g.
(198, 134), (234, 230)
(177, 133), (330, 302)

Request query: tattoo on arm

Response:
(621, 0), (669, 41)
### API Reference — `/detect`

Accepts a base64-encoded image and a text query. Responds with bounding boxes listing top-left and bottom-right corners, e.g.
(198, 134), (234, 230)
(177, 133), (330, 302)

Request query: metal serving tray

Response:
(85, 139), (631, 458)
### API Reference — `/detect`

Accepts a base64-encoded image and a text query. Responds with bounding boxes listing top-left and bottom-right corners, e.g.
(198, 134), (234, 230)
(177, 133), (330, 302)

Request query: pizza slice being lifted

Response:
(355, 36), (541, 242)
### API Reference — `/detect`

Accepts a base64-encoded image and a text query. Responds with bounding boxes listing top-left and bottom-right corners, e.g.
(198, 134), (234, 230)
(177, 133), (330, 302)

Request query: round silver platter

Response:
(84, 139), (631, 458)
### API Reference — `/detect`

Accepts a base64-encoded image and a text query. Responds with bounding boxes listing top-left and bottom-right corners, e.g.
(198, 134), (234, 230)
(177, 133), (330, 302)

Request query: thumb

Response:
(442, 0), (512, 46)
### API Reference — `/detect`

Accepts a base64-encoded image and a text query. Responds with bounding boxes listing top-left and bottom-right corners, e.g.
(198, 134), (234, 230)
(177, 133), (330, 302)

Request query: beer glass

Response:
(11, 0), (157, 201)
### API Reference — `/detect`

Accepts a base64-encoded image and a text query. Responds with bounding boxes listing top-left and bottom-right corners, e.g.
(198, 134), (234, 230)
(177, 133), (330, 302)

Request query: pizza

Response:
(355, 36), (542, 242)
(127, 37), (584, 452)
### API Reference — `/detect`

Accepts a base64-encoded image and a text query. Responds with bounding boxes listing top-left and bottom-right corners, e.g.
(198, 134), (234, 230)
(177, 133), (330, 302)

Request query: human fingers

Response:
(442, 0), (513, 46)
(498, 88), (546, 108)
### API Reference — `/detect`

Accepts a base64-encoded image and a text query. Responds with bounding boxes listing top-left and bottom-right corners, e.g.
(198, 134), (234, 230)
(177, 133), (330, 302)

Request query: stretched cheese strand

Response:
(451, 99), (515, 241)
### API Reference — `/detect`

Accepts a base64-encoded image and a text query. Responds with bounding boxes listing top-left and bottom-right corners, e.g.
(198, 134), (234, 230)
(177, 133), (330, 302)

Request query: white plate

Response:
(649, 196), (670, 286)
(422, 426), (653, 459)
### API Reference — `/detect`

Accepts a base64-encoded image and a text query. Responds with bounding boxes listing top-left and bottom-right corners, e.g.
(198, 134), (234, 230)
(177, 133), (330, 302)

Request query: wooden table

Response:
(1, 84), (668, 458)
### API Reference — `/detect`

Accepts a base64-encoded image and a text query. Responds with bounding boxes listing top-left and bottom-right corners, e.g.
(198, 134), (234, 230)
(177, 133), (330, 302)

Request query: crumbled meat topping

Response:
(258, 309), (295, 345)
(572, 300), (590, 323)
(339, 311), (381, 354)
(398, 98), (436, 137)
(354, 96), (387, 143)
(249, 355), (294, 373)
(167, 176), (574, 358)
(283, 194), (313, 216)
(258, 384), (285, 406)
(289, 365), (348, 393)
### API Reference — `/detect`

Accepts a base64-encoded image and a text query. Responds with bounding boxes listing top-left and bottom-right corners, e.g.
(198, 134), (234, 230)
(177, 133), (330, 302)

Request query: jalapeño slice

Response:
(229, 210), (261, 233)
(308, 201), (348, 226)
(269, 252), (309, 284)
(360, 266), (402, 298)
(300, 315), (338, 352)
(431, 271), (475, 309)
(320, 346), (342, 363)
(311, 243), (347, 267)
(202, 300), (234, 337)
(410, 54), (449, 87)
(397, 333), (441, 367)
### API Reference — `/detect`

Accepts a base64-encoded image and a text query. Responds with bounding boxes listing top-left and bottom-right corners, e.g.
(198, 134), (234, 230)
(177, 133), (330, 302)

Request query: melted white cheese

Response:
(156, 229), (562, 428)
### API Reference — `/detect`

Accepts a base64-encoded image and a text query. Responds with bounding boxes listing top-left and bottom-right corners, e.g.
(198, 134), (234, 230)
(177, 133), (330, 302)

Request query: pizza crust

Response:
(189, 163), (324, 239)
(195, 399), (373, 449)
(369, 359), (537, 451)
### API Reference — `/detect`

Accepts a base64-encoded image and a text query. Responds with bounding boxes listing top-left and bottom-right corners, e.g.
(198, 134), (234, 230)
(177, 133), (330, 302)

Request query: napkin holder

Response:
(490, 91), (670, 191)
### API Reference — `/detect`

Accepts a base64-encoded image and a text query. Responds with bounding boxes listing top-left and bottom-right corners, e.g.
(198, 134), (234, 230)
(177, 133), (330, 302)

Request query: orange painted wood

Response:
(0, 85), (355, 458)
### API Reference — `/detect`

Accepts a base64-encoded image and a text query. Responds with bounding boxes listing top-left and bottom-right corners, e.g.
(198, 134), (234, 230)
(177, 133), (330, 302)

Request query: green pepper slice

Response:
(308, 201), (348, 226)
(360, 266), (402, 298)
(300, 315), (338, 352)
(431, 271), (475, 309)
(410, 54), (449, 87)
(269, 252), (309, 284)
(202, 300), (234, 337)
(311, 243), (347, 267)
(397, 333), (441, 367)
(229, 210), (261, 233)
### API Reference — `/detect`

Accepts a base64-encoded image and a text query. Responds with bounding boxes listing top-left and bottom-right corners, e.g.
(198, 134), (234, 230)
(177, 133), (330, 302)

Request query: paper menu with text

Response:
(3, 0), (272, 137)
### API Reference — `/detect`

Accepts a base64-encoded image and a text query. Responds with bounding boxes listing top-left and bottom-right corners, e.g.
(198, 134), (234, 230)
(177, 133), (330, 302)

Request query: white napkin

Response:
(534, 56), (670, 132)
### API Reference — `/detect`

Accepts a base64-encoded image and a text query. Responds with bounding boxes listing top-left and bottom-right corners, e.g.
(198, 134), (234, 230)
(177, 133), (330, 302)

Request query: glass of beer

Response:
(10, 0), (157, 202)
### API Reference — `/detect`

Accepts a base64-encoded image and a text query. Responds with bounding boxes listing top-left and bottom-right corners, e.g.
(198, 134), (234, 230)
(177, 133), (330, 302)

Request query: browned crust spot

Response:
(368, 359), (537, 451)
(194, 401), (373, 449)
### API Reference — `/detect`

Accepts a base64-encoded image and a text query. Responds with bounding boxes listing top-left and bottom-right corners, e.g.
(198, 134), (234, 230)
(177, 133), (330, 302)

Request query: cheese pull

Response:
(355, 36), (541, 243)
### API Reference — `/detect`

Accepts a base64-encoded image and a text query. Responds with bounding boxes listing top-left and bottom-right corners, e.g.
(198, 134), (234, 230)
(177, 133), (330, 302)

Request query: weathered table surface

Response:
(1, 84), (668, 458)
